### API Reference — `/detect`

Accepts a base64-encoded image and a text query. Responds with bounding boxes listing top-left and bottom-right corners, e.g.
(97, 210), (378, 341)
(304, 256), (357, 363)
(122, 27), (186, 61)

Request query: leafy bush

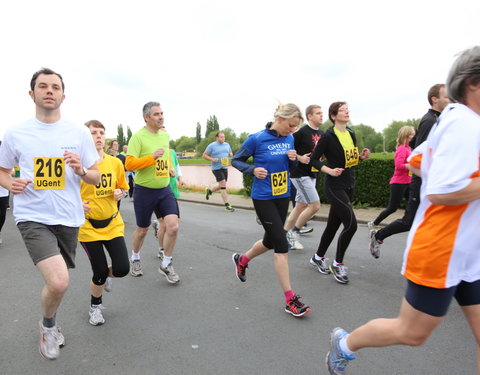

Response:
(240, 154), (400, 208)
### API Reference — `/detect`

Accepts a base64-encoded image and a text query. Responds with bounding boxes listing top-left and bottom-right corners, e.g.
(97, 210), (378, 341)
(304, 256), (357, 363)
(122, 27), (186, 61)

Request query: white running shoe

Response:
(158, 262), (180, 284)
(89, 304), (105, 326)
(38, 322), (60, 360)
(130, 260), (143, 277)
(104, 277), (112, 292)
(287, 230), (304, 250)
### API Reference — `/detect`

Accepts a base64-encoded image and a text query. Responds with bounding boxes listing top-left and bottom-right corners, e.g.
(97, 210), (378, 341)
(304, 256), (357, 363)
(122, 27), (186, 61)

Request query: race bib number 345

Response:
(34, 157), (65, 190)
(271, 171), (288, 196)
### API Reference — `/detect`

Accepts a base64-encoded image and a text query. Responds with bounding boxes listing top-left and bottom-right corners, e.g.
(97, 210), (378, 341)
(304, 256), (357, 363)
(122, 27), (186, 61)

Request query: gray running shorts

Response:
(17, 221), (79, 268)
(291, 176), (320, 204)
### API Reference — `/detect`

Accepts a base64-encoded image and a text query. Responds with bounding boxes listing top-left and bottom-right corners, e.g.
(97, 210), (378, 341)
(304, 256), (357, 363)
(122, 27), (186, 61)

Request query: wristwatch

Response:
(80, 167), (88, 177)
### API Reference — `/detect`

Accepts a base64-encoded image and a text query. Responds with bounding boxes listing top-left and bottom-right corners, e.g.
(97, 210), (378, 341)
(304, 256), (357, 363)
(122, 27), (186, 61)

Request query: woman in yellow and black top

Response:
(310, 102), (370, 284)
(79, 120), (130, 326)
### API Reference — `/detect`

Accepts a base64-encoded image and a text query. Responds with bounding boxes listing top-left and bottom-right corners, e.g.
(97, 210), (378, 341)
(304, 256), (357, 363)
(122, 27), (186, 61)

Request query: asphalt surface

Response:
(0, 198), (476, 375)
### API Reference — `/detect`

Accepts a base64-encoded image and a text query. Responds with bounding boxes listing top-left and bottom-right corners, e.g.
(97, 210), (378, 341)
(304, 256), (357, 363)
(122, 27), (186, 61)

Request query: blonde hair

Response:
(396, 126), (415, 147)
(274, 103), (303, 122)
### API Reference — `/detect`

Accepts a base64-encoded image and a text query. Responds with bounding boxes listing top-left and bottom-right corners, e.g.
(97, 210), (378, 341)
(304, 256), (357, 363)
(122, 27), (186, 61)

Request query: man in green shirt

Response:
(125, 102), (180, 284)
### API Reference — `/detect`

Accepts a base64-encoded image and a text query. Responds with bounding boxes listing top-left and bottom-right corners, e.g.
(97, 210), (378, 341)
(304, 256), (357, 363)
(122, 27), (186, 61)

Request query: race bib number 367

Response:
(271, 171), (288, 196)
(34, 157), (65, 190)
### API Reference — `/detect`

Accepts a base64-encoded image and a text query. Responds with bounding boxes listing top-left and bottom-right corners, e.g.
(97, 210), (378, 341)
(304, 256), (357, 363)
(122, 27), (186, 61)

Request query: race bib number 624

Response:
(271, 171), (288, 196)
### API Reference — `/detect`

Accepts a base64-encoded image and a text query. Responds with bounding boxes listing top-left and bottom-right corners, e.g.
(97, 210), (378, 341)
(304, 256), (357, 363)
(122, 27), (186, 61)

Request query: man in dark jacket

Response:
(368, 83), (450, 258)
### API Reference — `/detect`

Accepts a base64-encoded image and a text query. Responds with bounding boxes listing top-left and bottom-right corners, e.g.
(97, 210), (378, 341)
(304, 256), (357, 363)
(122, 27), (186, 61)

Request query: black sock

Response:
(91, 295), (102, 306)
(43, 316), (56, 328)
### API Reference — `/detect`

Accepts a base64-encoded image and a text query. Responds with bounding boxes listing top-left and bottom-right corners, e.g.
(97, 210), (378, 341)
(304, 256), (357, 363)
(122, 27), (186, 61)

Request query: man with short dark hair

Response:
(368, 83), (450, 258)
(0, 68), (99, 360)
(284, 104), (324, 251)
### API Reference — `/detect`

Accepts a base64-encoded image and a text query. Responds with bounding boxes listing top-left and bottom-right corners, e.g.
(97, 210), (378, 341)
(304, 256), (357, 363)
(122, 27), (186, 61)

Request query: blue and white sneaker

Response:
(326, 327), (356, 374)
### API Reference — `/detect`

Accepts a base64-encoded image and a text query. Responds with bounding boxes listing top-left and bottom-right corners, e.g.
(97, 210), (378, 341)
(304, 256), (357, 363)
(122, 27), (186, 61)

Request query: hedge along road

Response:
(0, 199), (475, 374)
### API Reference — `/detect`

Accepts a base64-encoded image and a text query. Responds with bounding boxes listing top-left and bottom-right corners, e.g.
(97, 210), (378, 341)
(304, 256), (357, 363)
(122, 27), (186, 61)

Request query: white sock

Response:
(162, 256), (172, 268)
(131, 252), (140, 261)
(314, 254), (323, 261)
(339, 335), (355, 357)
(159, 247), (164, 252)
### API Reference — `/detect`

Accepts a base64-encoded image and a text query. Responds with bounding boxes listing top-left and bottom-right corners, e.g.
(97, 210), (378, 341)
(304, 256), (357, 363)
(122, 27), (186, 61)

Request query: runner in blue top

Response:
(203, 132), (234, 212)
(231, 103), (311, 318)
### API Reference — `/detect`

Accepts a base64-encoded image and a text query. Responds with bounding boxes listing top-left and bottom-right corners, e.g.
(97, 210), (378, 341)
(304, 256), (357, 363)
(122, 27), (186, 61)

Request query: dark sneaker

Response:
(205, 187), (212, 200)
(309, 256), (331, 275)
(326, 327), (355, 374)
(298, 225), (314, 234)
(151, 220), (160, 238)
(330, 263), (349, 284)
(285, 294), (311, 317)
(369, 230), (382, 259)
(232, 253), (247, 282)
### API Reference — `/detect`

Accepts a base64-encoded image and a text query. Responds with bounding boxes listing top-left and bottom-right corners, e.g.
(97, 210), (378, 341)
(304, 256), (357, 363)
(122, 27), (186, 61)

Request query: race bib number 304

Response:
(34, 157), (65, 190)
(155, 158), (169, 178)
(271, 171), (288, 196)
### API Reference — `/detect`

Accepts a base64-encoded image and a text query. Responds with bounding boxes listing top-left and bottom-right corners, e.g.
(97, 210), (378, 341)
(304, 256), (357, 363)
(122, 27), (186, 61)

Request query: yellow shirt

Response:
(334, 127), (359, 168)
(79, 154), (129, 242)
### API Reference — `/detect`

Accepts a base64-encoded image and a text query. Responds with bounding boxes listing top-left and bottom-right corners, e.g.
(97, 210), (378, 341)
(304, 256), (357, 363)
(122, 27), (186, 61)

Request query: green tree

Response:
(351, 124), (383, 152)
(174, 136), (197, 153)
(197, 127), (241, 155)
(205, 115), (219, 137)
(383, 119), (420, 152)
(239, 131), (249, 144)
(126, 126), (133, 144)
(116, 124), (126, 146)
(196, 122), (202, 144)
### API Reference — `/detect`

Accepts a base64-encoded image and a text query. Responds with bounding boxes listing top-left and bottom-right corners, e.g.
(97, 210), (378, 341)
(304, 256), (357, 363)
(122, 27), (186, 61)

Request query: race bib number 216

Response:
(34, 157), (65, 190)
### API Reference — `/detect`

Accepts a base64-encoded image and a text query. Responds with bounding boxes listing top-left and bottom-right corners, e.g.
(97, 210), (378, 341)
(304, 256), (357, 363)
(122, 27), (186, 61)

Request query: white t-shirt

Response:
(0, 185), (9, 198)
(0, 118), (98, 226)
(402, 103), (480, 288)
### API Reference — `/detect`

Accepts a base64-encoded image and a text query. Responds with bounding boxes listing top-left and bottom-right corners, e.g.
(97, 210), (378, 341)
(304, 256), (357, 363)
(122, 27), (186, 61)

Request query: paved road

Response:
(0, 200), (476, 374)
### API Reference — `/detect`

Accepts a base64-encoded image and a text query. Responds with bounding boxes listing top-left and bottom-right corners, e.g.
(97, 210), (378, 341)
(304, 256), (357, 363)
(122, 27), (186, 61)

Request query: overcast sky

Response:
(1, 0), (478, 141)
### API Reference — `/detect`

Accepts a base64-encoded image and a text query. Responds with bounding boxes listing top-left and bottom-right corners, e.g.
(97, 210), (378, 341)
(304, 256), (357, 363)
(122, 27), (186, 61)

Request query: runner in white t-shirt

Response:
(324, 46), (480, 375)
(0, 68), (99, 360)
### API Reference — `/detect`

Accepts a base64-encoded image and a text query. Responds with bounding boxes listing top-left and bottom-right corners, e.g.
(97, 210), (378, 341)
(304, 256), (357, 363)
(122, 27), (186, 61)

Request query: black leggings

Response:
(80, 237), (130, 286)
(0, 195), (9, 232)
(373, 183), (410, 226)
(316, 187), (357, 263)
(253, 197), (289, 254)
(376, 177), (421, 242)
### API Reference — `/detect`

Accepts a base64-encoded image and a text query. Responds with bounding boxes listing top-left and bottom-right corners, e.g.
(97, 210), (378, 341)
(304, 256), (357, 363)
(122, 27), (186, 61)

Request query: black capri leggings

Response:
(80, 237), (130, 286)
(373, 183), (409, 226)
(253, 197), (290, 254)
(316, 187), (357, 263)
(0, 195), (9, 233)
